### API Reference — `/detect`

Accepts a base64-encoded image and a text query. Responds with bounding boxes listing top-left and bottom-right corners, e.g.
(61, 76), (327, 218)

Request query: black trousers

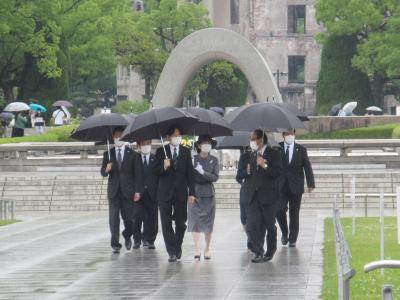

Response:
(108, 190), (135, 249)
(276, 187), (303, 243)
(246, 193), (278, 256)
(159, 192), (187, 256)
(133, 190), (159, 244)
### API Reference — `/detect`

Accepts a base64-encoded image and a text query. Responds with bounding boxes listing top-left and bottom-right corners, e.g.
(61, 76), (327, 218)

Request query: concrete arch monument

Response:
(152, 28), (282, 107)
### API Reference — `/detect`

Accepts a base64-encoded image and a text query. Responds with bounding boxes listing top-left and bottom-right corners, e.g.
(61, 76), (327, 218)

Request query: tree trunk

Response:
(370, 74), (385, 107)
(2, 84), (14, 103)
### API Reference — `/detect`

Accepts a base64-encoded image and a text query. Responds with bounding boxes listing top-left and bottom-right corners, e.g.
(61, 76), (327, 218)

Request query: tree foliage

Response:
(316, 35), (374, 115)
(315, 0), (400, 104)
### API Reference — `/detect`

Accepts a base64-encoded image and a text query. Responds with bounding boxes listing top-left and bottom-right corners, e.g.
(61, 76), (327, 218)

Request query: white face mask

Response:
(200, 144), (212, 153)
(284, 135), (295, 145)
(249, 141), (259, 151)
(171, 136), (182, 146)
(114, 138), (125, 147)
(140, 145), (151, 155)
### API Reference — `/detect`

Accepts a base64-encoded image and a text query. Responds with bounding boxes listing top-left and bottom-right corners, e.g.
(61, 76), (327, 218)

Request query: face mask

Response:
(114, 138), (124, 147)
(140, 145), (151, 155)
(284, 135), (295, 145)
(249, 141), (258, 151)
(171, 136), (182, 146)
(200, 144), (212, 153)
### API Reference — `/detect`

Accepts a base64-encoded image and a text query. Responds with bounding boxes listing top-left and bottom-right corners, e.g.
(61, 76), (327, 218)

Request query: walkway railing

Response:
(364, 260), (400, 300)
(0, 197), (15, 220)
(332, 203), (356, 300)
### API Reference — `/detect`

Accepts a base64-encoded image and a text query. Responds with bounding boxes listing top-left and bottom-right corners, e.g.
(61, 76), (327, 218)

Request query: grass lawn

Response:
(0, 220), (19, 226)
(323, 217), (400, 299)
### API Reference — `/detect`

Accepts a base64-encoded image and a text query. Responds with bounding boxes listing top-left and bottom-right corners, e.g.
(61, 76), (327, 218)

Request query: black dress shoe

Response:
(264, 249), (276, 262)
(125, 238), (132, 250)
(176, 249), (182, 259)
(251, 254), (265, 263)
(133, 242), (141, 249)
(168, 255), (177, 262)
(112, 247), (121, 254)
(143, 241), (149, 247)
(288, 242), (296, 248)
(281, 235), (288, 246)
(147, 242), (156, 250)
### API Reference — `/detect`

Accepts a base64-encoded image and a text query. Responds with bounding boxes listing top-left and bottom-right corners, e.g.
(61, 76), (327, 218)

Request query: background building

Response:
(117, 0), (324, 114)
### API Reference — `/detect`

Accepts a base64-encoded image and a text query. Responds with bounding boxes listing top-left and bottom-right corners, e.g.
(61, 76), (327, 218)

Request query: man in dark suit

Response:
(236, 147), (253, 251)
(100, 127), (143, 253)
(133, 139), (159, 250)
(153, 124), (195, 262)
(276, 129), (315, 247)
(246, 129), (283, 263)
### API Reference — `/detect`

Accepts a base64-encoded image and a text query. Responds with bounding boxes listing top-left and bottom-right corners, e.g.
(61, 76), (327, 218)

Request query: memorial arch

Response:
(152, 28), (282, 107)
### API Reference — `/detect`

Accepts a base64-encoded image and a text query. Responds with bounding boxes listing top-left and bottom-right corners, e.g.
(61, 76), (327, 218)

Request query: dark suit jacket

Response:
(279, 142), (315, 195)
(139, 153), (158, 202)
(236, 151), (252, 189)
(247, 146), (283, 205)
(153, 145), (195, 202)
(100, 147), (143, 199)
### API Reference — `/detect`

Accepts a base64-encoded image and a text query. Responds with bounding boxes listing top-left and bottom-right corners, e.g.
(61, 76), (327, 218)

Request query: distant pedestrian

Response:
(33, 111), (45, 135)
(52, 107), (65, 126)
(12, 112), (28, 137)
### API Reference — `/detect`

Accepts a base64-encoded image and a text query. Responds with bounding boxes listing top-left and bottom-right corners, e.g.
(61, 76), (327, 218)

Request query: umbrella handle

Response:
(107, 139), (111, 161)
(160, 135), (167, 158)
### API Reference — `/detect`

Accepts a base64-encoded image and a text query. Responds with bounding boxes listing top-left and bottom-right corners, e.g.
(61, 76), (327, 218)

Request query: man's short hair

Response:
(167, 123), (182, 136)
(112, 126), (125, 135)
(253, 129), (268, 144)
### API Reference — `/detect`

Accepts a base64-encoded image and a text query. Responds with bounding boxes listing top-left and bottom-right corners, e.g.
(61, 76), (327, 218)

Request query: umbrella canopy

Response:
(329, 103), (342, 116)
(342, 101), (357, 115)
(4, 102), (30, 112)
(215, 131), (250, 150)
(0, 112), (14, 121)
(70, 113), (129, 142)
(180, 107), (233, 137)
(53, 100), (73, 107)
(366, 106), (383, 112)
(29, 103), (47, 112)
(271, 103), (309, 121)
(121, 107), (199, 142)
(225, 103), (305, 132)
(209, 106), (225, 116)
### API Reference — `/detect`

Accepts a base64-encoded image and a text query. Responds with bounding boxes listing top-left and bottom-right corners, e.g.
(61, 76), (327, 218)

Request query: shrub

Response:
(392, 125), (400, 138)
(0, 125), (77, 144)
(299, 123), (399, 139)
(112, 100), (150, 115)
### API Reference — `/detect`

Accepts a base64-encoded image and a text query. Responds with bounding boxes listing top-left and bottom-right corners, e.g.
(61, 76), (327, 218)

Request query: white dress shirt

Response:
(169, 144), (179, 157)
(284, 142), (294, 163)
(142, 153), (150, 165)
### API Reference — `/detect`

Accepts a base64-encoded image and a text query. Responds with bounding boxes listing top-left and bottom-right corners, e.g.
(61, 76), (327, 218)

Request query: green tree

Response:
(316, 35), (374, 115)
(118, 0), (211, 99)
(315, 0), (400, 106)
(112, 100), (150, 114)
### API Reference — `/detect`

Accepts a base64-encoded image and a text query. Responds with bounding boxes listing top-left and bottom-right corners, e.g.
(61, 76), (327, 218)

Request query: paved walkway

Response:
(0, 210), (324, 300)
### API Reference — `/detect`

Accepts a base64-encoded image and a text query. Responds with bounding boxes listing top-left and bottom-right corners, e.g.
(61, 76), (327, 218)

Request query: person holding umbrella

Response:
(246, 129), (283, 263)
(133, 139), (159, 250)
(100, 127), (143, 254)
(188, 134), (219, 261)
(276, 129), (315, 248)
(153, 124), (196, 262)
(32, 111), (45, 135)
(12, 112), (28, 137)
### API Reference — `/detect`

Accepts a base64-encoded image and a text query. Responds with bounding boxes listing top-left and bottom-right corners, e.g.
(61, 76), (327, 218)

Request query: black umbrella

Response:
(271, 103), (309, 121)
(225, 103), (305, 132)
(53, 100), (73, 107)
(329, 103), (342, 116)
(209, 106), (225, 116)
(70, 113), (129, 160)
(215, 131), (250, 150)
(120, 107), (199, 156)
(180, 107), (233, 137)
(0, 112), (14, 121)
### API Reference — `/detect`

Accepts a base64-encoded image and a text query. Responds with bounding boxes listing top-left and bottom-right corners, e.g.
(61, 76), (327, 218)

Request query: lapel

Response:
(117, 147), (130, 170)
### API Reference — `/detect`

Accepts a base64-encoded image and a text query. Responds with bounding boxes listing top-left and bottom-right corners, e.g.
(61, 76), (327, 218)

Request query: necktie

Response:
(117, 149), (122, 168)
(285, 145), (290, 164)
(143, 155), (148, 169)
(173, 147), (178, 168)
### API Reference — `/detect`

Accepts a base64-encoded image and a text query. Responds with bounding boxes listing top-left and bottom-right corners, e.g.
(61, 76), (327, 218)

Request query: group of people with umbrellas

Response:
(71, 102), (314, 263)
(0, 100), (73, 138)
